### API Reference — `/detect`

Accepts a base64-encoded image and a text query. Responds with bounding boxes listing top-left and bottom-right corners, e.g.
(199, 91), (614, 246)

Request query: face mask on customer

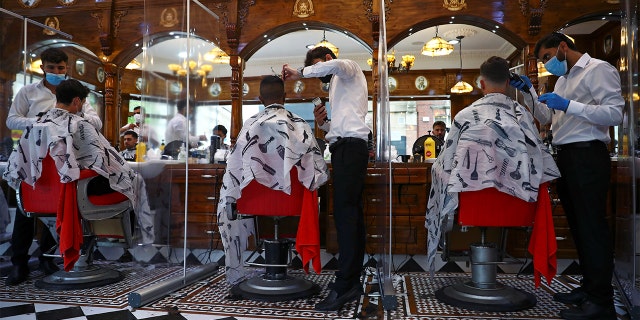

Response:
(45, 73), (67, 86)
(544, 45), (568, 76)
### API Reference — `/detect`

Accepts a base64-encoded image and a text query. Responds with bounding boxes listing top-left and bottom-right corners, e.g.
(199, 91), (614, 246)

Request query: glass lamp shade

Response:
(450, 80), (474, 93)
(314, 40), (339, 57)
(421, 36), (454, 56)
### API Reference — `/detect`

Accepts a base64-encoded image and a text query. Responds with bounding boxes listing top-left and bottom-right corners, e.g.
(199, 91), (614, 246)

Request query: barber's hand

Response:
(509, 75), (532, 92)
(281, 64), (300, 81)
(313, 103), (328, 126)
(538, 93), (570, 112)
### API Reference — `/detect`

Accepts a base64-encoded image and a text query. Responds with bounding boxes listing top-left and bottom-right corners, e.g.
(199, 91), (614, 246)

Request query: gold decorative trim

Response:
(443, 0), (466, 11)
(17, 0), (41, 8)
(293, 0), (315, 18)
(160, 8), (179, 28)
(43, 17), (60, 36)
(57, 0), (76, 6)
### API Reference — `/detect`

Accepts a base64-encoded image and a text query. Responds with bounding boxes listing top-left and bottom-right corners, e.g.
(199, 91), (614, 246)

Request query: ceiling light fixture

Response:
(421, 26), (454, 57)
(314, 30), (339, 57)
(450, 36), (473, 94)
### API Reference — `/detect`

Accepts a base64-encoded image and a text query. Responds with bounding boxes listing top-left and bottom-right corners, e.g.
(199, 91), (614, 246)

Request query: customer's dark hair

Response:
(123, 130), (139, 139)
(433, 120), (446, 129)
(304, 46), (336, 67)
(259, 75), (285, 101)
(40, 48), (68, 64)
(480, 56), (510, 84)
(534, 32), (578, 58)
(176, 99), (194, 112)
(213, 125), (228, 135)
(55, 79), (89, 104)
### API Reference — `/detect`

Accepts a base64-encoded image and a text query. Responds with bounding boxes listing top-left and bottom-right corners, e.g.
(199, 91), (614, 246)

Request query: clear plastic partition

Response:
(137, 0), (222, 278)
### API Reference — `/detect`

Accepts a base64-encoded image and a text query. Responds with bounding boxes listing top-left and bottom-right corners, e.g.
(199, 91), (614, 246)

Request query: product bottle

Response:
(159, 139), (165, 152)
(135, 141), (147, 162)
(424, 136), (436, 159)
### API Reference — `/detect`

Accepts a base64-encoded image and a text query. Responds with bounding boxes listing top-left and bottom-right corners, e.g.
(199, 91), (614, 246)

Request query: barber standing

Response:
(513, 32), (623, 320)
(283, 46), (369, 311)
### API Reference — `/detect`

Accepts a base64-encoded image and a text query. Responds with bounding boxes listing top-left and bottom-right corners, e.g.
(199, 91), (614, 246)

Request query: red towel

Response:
(528, 183), (557, 287)
(295, 189), (321, 274)
(56, 181), (83, 272)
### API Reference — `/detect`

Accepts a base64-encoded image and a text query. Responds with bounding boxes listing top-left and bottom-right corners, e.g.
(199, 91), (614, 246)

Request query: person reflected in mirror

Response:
(282, 46), (369, 311)
(212, 124), (229, 149)
(119, 106), (159, 149)
(121, 130), (138, 161)
(432, 120), (447, 143)
(512, 32), (624, 320)
(165, 99), (207, 148)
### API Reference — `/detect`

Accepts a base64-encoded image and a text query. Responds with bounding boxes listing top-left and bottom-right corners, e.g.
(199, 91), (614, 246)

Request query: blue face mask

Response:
(45, 73), (66, 86)
(544, 45), (568, 76)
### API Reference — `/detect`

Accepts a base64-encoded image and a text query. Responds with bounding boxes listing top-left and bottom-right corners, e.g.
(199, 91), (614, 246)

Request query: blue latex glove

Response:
(509, 75), (532, 92)
(538, 93), (570, 112)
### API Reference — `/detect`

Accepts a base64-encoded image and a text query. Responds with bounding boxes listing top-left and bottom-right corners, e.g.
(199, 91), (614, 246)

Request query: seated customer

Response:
(121, 130), (138, 161)
(216, 75), (329, 285)
(425, 56), (561, 274)
(3, 80), (155, 264)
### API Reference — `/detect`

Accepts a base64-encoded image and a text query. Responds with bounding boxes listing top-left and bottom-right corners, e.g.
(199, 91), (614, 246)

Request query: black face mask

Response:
(319, 74), (333, 84)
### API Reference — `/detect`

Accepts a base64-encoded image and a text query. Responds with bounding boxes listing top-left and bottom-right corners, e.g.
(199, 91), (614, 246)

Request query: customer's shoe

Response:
(5, 264), (29, 286)
(39, 259), (60, 275)
(553, 288), (588, 305)
(314, 284), (362, 311)
(559, 300), (616, 320)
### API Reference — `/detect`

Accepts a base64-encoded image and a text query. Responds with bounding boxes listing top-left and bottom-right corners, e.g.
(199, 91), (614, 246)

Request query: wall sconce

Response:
(368, 50), (415, 73)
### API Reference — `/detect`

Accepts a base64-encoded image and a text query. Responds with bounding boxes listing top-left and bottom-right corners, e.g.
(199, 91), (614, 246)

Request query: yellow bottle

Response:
(424, 136), (436, 159)
(159, 139), (165, 152)
(136, 141), (147, 162)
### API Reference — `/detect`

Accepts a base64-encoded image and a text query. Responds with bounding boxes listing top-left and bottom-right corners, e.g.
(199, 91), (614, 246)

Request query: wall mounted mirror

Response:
(75, 59), (85, 76)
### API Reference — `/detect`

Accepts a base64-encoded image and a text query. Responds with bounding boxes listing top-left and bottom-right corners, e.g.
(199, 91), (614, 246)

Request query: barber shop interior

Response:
(0, 0), (639, 319)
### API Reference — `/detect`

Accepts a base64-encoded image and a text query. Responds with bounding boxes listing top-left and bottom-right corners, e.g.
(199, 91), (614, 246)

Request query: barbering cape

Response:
(3, 108), (154, 269)
(425, 93), (560, 275)
(216, 106), (329, 285)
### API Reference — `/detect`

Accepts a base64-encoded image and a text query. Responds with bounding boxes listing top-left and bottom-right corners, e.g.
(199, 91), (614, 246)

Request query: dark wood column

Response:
(103, 62), (118, 145)
(227, 23), (243, 146)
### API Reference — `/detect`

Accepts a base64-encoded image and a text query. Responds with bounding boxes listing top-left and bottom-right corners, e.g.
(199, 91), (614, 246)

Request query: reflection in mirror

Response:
(75, 59), (85, 76)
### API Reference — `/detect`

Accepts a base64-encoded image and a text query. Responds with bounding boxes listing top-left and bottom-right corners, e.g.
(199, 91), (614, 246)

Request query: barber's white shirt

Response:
(301, 59), (369, 144)
(527, 53), (623, 145)
(7, 79), (102, 130)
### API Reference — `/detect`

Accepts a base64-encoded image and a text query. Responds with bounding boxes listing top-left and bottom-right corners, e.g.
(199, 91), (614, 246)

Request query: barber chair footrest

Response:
(230, 275), (320, 302)
(35, 265), (123, 290)
(435, 281), (536, 312)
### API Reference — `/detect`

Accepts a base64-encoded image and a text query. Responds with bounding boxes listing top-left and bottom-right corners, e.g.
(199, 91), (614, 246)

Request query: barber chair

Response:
(16, 155), (134, 290)
(435, 187), (540, 312)
(229, 168), (320, 302)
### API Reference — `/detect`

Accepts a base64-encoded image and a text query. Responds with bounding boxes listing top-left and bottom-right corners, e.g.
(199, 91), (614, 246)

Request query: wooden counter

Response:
(164, 161), (618, 259)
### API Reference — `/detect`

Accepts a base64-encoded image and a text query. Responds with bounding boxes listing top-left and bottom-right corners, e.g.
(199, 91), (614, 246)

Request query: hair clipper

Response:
(509, 72), (530, 90)
(313, 97), (329, 122)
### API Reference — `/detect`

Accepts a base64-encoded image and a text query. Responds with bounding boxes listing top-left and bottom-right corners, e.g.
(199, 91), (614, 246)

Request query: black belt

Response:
(329, 137), (366, 153)
(555, 140), (605, 151)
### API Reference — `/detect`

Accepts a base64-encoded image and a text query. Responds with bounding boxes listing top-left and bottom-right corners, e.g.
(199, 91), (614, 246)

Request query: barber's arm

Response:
(510, 75), (552, 125)
(80, 100), (103, 130)
(6, 90), (37, 130)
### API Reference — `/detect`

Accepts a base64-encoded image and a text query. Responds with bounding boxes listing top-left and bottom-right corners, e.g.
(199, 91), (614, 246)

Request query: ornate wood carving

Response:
(238, 0), (256, 29)
(363, 0), (391, 22)
(519, 0), (548, 35)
